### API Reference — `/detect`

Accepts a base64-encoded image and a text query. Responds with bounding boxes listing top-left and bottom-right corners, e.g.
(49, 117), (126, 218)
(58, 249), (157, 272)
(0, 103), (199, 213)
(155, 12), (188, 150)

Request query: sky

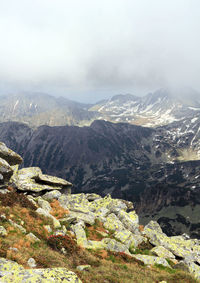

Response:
(0, 0), (200, 102)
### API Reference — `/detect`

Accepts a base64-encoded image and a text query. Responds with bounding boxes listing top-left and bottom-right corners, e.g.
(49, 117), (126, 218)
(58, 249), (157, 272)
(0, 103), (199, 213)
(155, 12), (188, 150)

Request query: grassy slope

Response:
(0, 190), (197, 283)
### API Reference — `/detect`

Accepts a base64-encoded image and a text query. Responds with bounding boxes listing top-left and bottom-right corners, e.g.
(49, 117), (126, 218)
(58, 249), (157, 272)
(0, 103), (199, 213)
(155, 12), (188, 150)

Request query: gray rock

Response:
(42, 190), (62, 201)
(0, 226), (7, 236)
(151, 246), (175, 259)
(37, 197), (52, 212)
(0, 142), (23, 165)
(8, 219), (26, 233)
(132, 254), (171, 268)
(76, 265), (91, 271)
(72, 223), (88, 248)
(33, 173), (72, 188)
(27, 258), (36, 268)
(102, 238), (131, 255)
(26, 233), (41, 242)
(36, 208), (61, 228)
(67, 211), (95, 225)
(117, 210), (139, 234)
(103, 213), (125, 231)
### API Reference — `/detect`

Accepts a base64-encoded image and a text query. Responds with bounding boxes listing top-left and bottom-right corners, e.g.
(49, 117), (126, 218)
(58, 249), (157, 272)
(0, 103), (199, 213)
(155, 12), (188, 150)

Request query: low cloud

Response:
(0, 0), (200, 101)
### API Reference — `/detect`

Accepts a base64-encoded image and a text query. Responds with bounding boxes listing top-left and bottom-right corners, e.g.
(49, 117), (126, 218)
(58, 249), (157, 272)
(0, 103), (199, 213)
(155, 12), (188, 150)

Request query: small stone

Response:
(27, 258), (36, 268)
(76, 265), (91, 271)
(8, 219), (26, 233)
(0, 214), (6, 221)
(9, 247), (19, 252)
(26, 233), (41, 242)
(0, 226), (7, 236)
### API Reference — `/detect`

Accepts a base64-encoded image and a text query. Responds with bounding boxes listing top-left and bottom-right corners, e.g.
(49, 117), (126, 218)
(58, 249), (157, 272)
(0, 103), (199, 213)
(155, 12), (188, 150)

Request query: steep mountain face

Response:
(1, 120), (200, 238)
(0, 93), (98, 127)
(90, 88), (200, 127)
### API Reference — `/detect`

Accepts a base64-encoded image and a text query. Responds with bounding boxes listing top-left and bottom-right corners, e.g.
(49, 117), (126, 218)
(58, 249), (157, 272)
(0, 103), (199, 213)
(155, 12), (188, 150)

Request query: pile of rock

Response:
(0, 142), (200, 281)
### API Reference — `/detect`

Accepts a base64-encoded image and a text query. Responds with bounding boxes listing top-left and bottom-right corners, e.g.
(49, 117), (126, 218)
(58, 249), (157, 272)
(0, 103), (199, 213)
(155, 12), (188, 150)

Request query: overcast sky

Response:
(0, 0), (200, 102)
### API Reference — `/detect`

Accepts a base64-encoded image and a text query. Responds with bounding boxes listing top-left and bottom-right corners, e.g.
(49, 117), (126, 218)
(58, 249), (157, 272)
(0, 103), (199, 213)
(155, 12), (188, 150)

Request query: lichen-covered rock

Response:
(102, 238), (131, 255)
(151, 246), (175, 259)
(0, 142), (23, 166)
(117, 210), (139, 234)
(85, 193), (101, 201)
(90, 195), (127, 214)
(143, 220), (200, 259)
(132, 254), (171, 268)
(33, 173), (72, 188)
(36, 208), (61, 228)
(87, 240), (106, 250)
(103, 213), (125, 231)
(58, 194), (91, 211)
(72, 223), (88, 248)
(0, 258), (24, 278)
(26, 233), (41, 242)
(114, 230), (145, 250)
(0, 157), (13, 182)
(0, 264), (82, 282)
(0, 226), (7, 237)
(37, 197), (52, 212)
(67, 211), (95, 225)
(42, 190), (62, 201)
(16, 167), (71, 192)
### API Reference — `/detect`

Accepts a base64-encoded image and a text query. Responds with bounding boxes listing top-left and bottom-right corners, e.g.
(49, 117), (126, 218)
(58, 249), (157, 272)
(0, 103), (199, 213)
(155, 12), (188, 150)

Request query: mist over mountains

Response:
(1, 88), (200, 128)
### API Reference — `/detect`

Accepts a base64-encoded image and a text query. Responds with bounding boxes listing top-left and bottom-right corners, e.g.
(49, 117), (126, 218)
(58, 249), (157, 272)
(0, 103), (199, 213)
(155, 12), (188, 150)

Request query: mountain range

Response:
(0, 88), (200, 238)
(1, 88), (200, 128)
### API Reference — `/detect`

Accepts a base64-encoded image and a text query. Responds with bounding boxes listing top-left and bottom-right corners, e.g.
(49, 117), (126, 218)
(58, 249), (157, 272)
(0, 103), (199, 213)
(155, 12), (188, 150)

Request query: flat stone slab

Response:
(33, 174), (72, 187)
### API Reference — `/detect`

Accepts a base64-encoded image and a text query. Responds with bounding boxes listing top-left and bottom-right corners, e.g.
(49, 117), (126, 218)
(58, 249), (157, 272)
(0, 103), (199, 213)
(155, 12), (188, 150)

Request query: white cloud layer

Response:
(0, 0), (200, 101)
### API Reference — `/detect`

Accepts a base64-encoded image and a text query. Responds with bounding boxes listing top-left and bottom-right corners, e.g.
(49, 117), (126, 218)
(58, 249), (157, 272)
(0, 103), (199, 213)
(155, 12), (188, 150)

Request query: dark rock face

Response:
(1, 119), (200, 238)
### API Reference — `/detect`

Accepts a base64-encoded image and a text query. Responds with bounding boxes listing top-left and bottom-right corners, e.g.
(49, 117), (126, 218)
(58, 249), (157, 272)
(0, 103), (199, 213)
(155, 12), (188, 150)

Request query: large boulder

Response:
(0, 258), (24, 278)
(103, 213), (125, 231)
(151, 246), (175, 259)
(0, 142), (23, 166)
(15, 167), (72, 193)
(132, 254), (171, 268)
(102, 238), (131, 255)
(114, 230), (145, 249)
(116, 210), (139, 234)
(143, 221), (200, 259)
(33, 173), (72, 188)
(72, 223), (88, 248)
(0, 258), (82, 282)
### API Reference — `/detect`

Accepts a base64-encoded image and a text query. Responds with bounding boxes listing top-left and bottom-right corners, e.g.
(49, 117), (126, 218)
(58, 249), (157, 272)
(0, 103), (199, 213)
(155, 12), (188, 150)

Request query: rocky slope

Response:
(0, 143), (199, 282)
(1, 120), (200, 239)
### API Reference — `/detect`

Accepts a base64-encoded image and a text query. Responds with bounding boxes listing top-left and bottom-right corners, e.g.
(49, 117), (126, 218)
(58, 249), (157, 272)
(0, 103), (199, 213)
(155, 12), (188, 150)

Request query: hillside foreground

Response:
(0, 142), (199, 282)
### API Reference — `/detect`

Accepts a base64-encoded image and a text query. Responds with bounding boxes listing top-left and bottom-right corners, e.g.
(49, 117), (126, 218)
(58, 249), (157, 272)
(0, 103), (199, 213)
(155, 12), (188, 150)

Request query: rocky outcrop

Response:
(0, 258), (82, 282)
(0, 142), (199, 281)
